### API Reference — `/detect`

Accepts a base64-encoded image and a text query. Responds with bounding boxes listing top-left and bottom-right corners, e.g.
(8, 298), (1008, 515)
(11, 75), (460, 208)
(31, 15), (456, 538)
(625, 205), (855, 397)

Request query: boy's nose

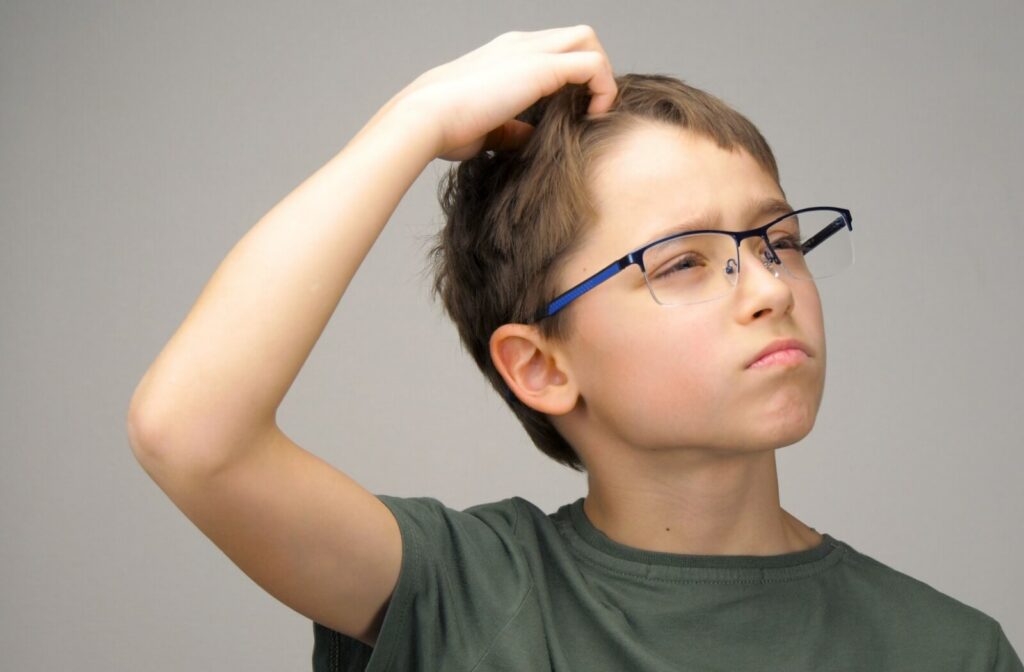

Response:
(730, 244), (795, 320)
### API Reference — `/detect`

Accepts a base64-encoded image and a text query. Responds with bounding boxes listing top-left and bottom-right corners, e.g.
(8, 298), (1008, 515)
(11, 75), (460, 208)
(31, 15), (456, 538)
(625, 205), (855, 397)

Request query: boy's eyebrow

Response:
(639, 197), (795, 248)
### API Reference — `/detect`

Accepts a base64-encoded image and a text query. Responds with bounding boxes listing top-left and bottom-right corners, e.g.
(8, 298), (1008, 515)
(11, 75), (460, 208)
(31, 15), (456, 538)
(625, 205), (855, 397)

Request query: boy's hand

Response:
(388, 25), (617, 162)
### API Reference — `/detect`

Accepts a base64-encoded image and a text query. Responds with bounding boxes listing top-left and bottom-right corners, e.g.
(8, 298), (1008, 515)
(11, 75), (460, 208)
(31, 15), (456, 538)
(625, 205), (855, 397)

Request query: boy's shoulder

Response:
(806, 533), (1003, 637)
(457, 494), (566, 530)
(832, 537), (1022, 667)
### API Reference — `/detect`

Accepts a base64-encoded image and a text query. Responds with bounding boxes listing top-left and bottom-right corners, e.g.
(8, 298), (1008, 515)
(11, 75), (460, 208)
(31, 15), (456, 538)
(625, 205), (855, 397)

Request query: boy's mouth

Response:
(746, 338), (811, 368)
(748, 348), (808, 369)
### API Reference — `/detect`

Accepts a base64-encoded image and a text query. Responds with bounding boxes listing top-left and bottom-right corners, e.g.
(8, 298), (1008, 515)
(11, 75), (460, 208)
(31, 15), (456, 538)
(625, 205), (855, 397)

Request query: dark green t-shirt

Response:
(312, 495), (1022, 671)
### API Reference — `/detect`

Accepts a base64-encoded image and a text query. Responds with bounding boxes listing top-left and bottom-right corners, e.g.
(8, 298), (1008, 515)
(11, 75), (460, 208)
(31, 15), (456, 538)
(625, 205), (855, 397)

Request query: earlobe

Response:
(489, 324), (578, 416)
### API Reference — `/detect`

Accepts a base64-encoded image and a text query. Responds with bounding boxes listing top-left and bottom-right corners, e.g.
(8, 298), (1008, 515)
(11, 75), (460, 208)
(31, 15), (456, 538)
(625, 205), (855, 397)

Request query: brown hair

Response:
(424, 73), (782, 472)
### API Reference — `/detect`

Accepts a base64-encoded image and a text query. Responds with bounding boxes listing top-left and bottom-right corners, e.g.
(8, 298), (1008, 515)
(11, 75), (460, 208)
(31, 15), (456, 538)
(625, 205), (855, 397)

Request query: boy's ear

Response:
(489, 323), (578, 416)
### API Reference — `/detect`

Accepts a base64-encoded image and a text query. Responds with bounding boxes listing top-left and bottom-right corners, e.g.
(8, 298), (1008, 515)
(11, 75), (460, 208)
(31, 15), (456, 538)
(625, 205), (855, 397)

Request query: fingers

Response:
(584, 57), (618, 117)
(425, 25), (617, 160)
(497, 25), (617, 117)
(506, 24), (608, 62)
(549, 50), (618, 117)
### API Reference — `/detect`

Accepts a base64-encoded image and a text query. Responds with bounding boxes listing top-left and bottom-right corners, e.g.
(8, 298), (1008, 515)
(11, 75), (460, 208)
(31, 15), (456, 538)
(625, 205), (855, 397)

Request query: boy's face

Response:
(551, 121), (827, 460)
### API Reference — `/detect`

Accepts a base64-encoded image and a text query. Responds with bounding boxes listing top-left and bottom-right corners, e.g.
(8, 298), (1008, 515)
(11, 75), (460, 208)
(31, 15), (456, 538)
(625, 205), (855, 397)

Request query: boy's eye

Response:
(769, 235), (801, 250)
(654, 254), (705, 279)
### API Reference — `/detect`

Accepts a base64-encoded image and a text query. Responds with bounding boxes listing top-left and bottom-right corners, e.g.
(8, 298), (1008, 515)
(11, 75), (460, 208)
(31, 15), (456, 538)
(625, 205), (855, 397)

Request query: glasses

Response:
(529, 206), (853, 323)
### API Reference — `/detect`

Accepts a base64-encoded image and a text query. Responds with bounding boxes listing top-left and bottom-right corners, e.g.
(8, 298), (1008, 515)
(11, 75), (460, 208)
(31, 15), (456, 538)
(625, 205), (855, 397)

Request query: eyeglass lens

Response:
(640, 210), (853, 306)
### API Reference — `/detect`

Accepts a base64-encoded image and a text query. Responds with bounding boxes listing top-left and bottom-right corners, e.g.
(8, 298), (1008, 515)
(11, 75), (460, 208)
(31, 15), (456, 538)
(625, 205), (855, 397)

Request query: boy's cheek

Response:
(797, 285), (827, 356)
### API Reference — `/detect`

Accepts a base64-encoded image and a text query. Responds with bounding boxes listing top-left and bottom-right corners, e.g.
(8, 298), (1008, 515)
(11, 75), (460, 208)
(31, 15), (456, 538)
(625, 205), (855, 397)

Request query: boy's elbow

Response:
(127, 400), (169, 463)
(126, 396), (191, 467)
(126, 398), (271, 480)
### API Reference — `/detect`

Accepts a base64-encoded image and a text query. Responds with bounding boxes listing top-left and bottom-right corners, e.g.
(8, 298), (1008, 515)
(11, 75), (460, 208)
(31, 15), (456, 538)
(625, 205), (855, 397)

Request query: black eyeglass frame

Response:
(527, 206), (853, 324)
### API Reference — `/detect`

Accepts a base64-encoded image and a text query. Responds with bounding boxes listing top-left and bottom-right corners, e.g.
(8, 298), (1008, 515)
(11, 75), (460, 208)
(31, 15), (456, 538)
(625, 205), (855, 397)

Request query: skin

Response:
(491, 120), (827, 556)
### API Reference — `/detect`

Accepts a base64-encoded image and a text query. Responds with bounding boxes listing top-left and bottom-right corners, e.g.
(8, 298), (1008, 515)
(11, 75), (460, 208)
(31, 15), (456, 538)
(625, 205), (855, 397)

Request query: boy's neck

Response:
(582, 449), (823, 557)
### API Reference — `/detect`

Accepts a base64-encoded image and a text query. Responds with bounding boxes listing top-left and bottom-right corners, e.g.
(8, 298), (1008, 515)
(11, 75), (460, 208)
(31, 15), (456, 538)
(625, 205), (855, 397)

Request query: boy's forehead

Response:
(585, 123), (785, 253)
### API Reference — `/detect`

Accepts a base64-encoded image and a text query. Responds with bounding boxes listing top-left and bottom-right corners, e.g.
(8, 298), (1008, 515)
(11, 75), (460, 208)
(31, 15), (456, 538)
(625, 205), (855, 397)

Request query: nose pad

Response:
(762, 240), (782, 266)
(723, 244), (788, 287)
(761, 255), (782, 278)
(724, 257), (740, 285)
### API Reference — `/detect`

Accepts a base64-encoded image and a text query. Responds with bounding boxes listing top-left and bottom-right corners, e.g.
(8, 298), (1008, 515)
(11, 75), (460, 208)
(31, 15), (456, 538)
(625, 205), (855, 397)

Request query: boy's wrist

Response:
(356, 92), (445, 166)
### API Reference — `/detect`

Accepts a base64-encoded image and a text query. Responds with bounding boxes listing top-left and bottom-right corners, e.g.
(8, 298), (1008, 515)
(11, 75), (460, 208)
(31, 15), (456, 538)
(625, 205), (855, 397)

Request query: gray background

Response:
(2, 0), (1021, 669)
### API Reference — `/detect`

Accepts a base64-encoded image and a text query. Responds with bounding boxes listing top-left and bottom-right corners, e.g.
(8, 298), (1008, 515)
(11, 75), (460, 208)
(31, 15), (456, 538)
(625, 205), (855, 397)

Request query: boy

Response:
(126, 26), (1021, 670)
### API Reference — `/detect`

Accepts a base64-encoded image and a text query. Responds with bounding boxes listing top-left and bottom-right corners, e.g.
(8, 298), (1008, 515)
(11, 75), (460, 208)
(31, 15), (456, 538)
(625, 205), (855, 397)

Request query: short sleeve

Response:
(991, 621), (1024, 672)
(312, 495), (534, 672)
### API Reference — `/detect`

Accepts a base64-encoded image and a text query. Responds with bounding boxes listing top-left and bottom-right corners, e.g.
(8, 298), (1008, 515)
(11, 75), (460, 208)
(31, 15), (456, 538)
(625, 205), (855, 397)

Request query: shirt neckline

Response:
(562, 496), (846, 582)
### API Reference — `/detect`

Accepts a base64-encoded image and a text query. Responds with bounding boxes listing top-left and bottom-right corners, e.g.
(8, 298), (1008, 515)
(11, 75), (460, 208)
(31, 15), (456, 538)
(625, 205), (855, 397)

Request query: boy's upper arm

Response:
(135, 426), (401, 648)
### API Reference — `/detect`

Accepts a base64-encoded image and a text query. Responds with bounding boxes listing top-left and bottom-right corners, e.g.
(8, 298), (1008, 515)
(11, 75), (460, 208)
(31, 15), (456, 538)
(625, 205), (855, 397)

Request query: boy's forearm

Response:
(128, 99), (438, 465)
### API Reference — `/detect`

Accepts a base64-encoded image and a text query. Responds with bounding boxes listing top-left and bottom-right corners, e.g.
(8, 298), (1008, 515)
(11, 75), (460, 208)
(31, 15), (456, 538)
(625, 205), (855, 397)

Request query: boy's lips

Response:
(746, 338), (811, 368)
